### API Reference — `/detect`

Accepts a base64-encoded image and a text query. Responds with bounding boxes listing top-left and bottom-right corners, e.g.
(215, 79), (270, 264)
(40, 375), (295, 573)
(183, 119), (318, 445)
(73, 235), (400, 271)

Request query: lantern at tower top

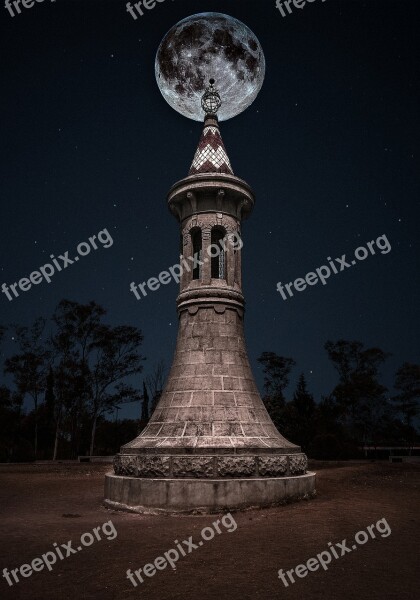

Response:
(201, 79), (222, 117)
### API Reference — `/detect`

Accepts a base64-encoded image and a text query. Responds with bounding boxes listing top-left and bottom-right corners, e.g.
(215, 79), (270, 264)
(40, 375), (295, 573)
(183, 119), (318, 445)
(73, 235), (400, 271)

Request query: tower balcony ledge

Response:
(167, 172), (255, 222)
(176, 287), (245, 315)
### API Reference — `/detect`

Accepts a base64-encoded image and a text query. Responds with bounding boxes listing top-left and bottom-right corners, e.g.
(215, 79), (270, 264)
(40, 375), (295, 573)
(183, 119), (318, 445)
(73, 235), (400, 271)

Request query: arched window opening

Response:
(211, 227), (226, 280)
(191, 228), (202, 280)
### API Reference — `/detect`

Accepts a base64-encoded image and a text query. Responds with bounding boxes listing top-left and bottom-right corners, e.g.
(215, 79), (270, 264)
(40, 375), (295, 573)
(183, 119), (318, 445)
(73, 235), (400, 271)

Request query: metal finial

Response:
(201, 79), (222, 116)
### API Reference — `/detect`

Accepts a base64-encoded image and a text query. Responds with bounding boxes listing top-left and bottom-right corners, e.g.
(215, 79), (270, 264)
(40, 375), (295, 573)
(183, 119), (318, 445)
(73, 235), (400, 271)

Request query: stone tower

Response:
(104, 83), (315, 513)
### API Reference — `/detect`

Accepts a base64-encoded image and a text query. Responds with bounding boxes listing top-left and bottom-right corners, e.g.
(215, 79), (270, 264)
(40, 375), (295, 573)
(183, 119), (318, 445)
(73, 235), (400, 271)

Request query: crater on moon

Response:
(155, 12), (266, 121)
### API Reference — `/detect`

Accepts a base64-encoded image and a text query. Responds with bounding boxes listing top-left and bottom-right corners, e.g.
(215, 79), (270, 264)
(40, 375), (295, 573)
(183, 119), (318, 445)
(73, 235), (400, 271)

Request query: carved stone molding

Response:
(172, 457), (214, 478)
(137, 456), (171, 478)
(217, 456), (255, 477)
(289, 454), (308, 475)
(258, 456), (288, 476)
(114, 452), (308, 479)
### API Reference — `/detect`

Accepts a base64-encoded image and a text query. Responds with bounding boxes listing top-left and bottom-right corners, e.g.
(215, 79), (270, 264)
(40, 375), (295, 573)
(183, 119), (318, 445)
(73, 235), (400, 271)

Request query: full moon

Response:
(155, 12), (266, 122)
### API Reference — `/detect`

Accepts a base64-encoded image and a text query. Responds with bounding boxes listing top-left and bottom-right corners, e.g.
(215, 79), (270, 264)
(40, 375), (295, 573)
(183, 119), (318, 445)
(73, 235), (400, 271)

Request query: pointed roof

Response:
(189, 115), (233, 176)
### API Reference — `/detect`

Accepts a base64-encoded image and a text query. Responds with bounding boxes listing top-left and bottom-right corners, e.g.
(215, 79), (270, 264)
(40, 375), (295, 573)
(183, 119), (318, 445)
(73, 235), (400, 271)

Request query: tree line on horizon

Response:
(258, 344), (420, 459)
(0, 300), (419, 462)
(0, 300), (147, 462)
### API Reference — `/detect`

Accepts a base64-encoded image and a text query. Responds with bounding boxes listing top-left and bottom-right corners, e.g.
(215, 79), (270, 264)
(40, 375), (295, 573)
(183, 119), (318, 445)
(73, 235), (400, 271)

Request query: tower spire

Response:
(188, 80), (233, 176)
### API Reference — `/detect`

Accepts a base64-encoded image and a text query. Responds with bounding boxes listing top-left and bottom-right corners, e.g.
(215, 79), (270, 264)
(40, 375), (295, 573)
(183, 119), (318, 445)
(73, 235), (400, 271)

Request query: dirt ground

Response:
(0, 461), (418, 600)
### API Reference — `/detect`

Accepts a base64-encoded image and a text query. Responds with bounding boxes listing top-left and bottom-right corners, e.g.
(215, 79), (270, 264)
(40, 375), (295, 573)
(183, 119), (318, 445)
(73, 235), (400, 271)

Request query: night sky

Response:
(1, 0), (419, 419)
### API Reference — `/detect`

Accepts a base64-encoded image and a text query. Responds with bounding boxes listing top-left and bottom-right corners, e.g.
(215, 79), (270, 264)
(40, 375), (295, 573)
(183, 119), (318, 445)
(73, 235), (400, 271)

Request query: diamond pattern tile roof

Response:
(189, 116), (233, 176)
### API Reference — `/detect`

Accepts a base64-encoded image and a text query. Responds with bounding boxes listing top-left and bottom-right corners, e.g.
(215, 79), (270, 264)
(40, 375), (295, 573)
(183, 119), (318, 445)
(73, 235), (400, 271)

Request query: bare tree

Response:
(88, 324), (144, 456)
(52, 300), (105, 458)
(393, 362), (420, 454)
(51, 300), (144, 457)
(139, 380), (150, 429)
(146, 359), (166, 414)
(4, 318), (50, 458)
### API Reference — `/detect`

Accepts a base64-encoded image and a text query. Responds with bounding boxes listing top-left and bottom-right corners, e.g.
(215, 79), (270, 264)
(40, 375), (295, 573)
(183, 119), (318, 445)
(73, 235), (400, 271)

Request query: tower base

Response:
(104, 472), (316, 514)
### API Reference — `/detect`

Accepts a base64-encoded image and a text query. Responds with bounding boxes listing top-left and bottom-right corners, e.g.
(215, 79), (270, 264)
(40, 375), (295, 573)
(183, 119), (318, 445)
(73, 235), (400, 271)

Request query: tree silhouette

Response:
(325, 339), (390, 446)
(146, 359), (166, 415)
(284, 373), (316, 451)
(393, 362), (420, 453)
(52, 300), (105, 458)
(4, 318), (50, 458)
(393, 362), (420, 427)
(139, 380), (150, 432)
(257, 352), (295, 430)
(88, 323), (144, 455)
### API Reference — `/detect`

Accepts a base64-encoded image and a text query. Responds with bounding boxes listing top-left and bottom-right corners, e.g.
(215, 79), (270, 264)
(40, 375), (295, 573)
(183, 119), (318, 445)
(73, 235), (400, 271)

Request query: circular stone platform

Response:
(104, 471), (316, 514)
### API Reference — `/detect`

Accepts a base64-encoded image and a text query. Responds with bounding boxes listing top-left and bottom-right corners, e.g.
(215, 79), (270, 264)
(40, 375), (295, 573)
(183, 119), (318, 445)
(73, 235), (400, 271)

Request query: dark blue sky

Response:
(1, 0), (419, 419)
